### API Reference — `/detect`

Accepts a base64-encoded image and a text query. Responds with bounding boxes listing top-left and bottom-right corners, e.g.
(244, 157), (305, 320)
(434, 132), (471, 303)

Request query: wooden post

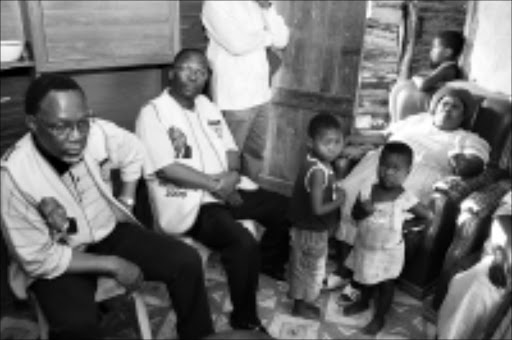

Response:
(397, 0), (419, 80)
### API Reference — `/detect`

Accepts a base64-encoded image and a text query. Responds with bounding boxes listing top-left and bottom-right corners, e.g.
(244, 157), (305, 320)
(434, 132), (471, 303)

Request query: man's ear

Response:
(167, 67), (176, 82)
(26, 115), (37, 132)
(444, 47), (455, 60)
(306, 138), (313, 149)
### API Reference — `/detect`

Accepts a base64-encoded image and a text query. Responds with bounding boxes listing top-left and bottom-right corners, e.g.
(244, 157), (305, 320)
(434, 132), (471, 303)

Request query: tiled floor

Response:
(0, 255), (437, 340)
(111, 256), (438, 339)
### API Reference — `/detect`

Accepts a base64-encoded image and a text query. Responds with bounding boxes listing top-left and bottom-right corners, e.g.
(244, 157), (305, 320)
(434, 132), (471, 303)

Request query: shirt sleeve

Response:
(402, 191), (420, 210)
(0, 170), (72, 279)
(447, 131), (491, 165)
(202, 1), (272, 55)
(262, 6), (290, 48)
(135, 103), (177, 176)
(93, 119), (145, 182)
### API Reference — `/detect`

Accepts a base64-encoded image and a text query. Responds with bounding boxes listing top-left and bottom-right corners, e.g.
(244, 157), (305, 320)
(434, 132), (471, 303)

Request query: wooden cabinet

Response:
(0, 69), (31, 156)
(23, 1), (179, 72)
(261, 1), (367, 195)
(1, 0), (25, 41)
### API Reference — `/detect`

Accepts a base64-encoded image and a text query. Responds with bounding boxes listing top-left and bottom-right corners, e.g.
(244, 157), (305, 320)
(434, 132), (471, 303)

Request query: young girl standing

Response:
(288, 113), (346, 319)
(343, 142), (433, 334)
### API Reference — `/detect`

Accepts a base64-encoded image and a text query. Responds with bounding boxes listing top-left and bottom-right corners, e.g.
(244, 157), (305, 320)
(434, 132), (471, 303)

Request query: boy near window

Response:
(390, 30), (465, 122)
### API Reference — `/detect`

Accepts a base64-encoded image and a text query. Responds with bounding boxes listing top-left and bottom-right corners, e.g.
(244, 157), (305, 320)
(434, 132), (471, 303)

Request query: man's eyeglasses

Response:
(175, 65), (209, 80)
(36, 112), (93, 138)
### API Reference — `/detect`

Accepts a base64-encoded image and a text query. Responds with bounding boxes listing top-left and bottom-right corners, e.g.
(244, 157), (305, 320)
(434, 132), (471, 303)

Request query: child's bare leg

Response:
(362, 280), (394, 335)
(389, 80), (414, 122)
(343, 282), (372, 316)
(290, 230), (326, 320)
(395, 85), (430, 121)
(334, 240), (352, 279)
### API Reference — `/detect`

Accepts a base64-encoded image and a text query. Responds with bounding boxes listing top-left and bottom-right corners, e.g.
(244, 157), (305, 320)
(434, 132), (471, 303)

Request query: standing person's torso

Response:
(288, 155), (340, 232)
(203, 1), (271, 110)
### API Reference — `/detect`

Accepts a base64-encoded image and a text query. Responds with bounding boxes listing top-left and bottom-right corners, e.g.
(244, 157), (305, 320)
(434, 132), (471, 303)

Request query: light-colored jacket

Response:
(0, 119), (144, 298)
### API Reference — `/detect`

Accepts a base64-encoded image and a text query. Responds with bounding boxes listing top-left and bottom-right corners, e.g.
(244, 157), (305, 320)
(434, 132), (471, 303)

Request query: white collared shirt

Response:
(202, 0), (289, 110)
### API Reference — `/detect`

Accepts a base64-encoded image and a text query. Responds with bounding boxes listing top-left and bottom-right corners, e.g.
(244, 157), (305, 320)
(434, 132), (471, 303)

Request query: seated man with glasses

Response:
(0, 74), (215, 339)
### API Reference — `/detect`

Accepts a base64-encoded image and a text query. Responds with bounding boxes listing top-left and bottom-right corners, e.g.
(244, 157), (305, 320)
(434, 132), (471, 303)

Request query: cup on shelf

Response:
(1, 40), (24, 63)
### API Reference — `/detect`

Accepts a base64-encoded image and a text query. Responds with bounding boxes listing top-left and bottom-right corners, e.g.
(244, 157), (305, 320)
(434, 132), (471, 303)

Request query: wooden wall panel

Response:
(180, 0), (207, 49)
(0, 71), (31, 156)
(0, 0), (25, 41)
(273, 1), (366, 99)
(71, 68), (163, 132)
(261, 1), (366, 193)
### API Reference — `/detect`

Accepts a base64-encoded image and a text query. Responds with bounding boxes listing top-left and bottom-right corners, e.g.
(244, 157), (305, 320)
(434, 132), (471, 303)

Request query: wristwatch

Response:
(119, 196), (135, 208)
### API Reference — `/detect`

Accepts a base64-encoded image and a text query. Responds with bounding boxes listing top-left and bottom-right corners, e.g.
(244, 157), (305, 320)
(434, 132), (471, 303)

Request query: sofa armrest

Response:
(442, 179), (511, 273)
(433, 167), (506, 203)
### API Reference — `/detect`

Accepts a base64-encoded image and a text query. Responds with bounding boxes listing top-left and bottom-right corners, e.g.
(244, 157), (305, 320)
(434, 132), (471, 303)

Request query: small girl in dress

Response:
(342, 141), (433, 334)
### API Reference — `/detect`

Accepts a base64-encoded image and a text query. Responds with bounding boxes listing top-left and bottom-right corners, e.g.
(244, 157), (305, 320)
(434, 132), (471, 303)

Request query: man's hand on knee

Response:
(108, 256), (144, 292)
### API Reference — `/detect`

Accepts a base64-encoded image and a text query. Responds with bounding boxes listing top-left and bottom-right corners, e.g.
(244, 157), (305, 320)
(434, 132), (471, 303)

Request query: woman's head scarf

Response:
(429, 86), (478, 129)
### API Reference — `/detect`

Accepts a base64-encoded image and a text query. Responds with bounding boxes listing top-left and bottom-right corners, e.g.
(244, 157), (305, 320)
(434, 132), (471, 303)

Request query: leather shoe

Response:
(229, 316), (271, 337)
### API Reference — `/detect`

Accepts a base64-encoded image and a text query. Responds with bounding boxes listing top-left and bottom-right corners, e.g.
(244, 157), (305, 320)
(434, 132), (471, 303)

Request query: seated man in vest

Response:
(135, 48), (291, 333)
(0, 74), (214, 339)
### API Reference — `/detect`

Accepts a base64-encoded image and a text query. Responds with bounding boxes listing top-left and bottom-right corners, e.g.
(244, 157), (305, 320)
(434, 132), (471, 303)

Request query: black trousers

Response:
(187, 189), (290, 323)
(31, 223), (214, 340)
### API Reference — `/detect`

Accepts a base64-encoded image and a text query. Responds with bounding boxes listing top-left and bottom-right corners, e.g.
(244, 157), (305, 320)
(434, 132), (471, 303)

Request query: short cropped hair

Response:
(380, 141), (414, 168)
(436, 30), (465, 59)
(25, 73), (84, 116)
(173, 48), (209, 68)
(307, 113), (342, 139)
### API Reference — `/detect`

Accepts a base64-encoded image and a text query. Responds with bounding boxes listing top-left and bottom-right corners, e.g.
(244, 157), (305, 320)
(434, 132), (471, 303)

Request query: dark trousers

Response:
(31, 223), (214, 340)
(358, 279), (395, 321)
(187, 189), (290, 323)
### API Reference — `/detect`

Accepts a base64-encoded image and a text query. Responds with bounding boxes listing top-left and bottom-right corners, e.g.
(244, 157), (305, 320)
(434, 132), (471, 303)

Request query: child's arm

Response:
(404, 202), (434, 232)
(450, 153), (485, 178)
(414, 63), (458, 92)
(309, 169), (345, 216)
(352, 196), (374, 221)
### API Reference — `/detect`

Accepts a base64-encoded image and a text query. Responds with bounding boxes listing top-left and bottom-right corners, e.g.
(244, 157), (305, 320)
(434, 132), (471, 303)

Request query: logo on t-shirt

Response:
(168, 126), (192, 159)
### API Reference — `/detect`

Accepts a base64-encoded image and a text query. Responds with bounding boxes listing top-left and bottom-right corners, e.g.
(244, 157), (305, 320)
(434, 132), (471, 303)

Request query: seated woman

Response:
(336, 86), (490, 262)
(340, 86), (489, 221)
(333, 86), (491, 302)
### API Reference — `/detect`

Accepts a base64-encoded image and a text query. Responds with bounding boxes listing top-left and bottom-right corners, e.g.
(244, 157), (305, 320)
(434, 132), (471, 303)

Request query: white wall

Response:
(466, 1), (511, 96)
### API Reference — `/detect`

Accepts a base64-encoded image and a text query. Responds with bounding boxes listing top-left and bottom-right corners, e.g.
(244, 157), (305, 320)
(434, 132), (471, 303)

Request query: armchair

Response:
(398, 83), (511, 299)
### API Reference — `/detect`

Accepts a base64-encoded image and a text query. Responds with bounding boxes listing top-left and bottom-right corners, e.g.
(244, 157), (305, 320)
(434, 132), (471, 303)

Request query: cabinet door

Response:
(24, 1), (179, 72)
(0, 73), (31, 156)
(261, 1), (367, 195)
